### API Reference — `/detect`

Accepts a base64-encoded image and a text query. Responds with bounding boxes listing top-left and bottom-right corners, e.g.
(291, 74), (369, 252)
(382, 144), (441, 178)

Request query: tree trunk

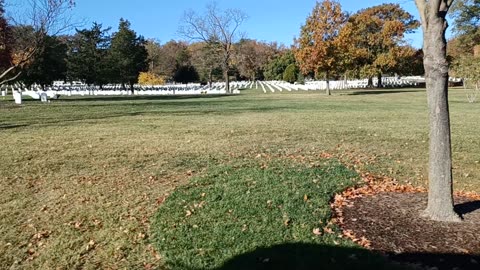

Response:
(224, 68), (230, 94)
(325, 71), (331, 96)
(208, 70), (213, 88)
(420, 1), (461, 222)
(367, 77), (373, 88)
(377, 73), (383, 88)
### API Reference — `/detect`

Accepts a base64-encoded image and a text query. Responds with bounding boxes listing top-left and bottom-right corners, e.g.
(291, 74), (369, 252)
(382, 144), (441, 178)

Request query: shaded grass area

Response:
(153, 160), (400, 269)
(0, 87), (478, 268)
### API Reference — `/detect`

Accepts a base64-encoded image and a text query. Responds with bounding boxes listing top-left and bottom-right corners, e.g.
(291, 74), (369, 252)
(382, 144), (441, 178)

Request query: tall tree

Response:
(179, 2), (247, 93)
(109, 19), (148, 92)
(0, 0), (74, 85)
(415, 0), (461, 222)
(67, 22), (111, 86)
(294, 0), (347, 95)
(339, 4), (420, 87)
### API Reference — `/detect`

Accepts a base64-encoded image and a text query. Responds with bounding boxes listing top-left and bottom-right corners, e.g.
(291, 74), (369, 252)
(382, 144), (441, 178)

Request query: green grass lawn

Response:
(153, 160), (404, 269)
(0, 87), (479, 269)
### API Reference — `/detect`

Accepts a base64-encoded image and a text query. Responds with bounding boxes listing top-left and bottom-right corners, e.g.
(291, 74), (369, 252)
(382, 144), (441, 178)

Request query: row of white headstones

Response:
(2, 81), (251, 104)
(254, 77), (425, 93)
(1, 77), (437, 104)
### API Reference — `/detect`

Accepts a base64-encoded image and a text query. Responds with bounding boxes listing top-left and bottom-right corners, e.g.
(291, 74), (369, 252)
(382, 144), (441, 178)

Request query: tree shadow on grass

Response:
(0, 105), (292, 130)
(55, 94), (235, 102)
(0, 124), (30, 130)
(205, 243), (480, 270)
(349, 89), (424, 96)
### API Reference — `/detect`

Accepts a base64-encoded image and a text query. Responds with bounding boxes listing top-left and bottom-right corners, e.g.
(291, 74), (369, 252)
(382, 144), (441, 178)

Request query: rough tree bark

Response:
(415, 0), (461, 222)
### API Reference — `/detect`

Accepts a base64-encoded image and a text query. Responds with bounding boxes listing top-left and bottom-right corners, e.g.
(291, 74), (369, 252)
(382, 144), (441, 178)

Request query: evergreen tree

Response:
(264, 50), (296, 80)
(67, 23), (111, 86)
(109, 19), (148, 91)
(173, 65), (199, 84)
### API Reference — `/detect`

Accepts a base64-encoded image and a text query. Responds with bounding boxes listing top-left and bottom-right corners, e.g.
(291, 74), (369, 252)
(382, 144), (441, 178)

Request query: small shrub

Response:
(283, 64), (299, 83)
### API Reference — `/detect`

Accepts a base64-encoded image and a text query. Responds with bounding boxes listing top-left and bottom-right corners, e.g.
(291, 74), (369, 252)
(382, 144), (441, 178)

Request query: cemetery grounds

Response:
(0, 87), (479, 269)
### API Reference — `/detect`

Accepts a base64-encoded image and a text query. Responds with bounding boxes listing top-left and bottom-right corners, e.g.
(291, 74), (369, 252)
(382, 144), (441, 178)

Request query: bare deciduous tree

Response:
(0, 0), (74, 85)
(414, 0), (462, 222)
(179, 2), (247, 93)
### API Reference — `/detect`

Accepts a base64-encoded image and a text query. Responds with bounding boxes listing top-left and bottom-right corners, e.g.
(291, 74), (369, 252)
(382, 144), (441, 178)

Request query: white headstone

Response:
(40, 92), (48, 102)
(13, 91), (22, 104)
(1, 90), (5, 97)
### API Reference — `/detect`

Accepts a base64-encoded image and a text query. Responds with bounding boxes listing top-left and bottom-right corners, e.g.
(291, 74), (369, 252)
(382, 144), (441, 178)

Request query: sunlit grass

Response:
(0, 87), (478, 268)
(153, 160), (404, 269)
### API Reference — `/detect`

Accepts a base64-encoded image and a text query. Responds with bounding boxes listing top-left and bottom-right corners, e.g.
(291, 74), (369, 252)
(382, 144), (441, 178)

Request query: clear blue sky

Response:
(10, 0), (455, 48)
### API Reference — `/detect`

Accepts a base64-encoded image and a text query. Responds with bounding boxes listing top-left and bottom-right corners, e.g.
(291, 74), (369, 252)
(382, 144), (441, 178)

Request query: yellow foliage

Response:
(138, 72), (166, 85)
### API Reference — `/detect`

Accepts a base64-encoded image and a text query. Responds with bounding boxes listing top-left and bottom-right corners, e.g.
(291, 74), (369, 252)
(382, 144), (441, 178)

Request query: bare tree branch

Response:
(178, 2), (247, 93)
(415, 0), (428, 30)
(0, 0), (75, 85)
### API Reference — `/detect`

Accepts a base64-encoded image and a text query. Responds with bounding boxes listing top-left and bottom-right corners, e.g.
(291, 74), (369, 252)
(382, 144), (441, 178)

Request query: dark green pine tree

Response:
(67, 22), (111, 86)
(109, 19), (148, 92)
(21, 35), (68, 88)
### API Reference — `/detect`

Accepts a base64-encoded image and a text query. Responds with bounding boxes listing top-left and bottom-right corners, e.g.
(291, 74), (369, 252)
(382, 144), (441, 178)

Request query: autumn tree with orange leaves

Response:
(294, 0), (347, 95)
(339, 4), (420, 87)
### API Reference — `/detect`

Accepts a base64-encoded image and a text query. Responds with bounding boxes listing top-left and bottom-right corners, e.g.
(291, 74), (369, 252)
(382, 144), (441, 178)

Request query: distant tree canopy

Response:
(5, 0), (477, 89)
(449, 0), (480, 92)
(234, 39), (277, 81)
(340, 4), (420, 85)
(450, 0), (480, 52)
(294, 0), (422, 90)
(264, 50), (295, 81)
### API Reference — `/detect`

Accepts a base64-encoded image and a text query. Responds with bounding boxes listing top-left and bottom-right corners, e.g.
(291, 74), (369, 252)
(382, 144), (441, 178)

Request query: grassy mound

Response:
(152, 160), (400, 269)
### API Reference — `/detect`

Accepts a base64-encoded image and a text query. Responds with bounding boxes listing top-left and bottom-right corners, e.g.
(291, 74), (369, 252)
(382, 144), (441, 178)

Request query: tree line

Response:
(0, 0), (477, 95)
(0, 0), (425, 92)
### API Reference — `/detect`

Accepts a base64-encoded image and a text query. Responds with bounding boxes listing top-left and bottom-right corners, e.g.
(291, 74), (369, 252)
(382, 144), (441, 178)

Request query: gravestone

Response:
(13, 91), (22, 104)
(40, 92), (48, 102)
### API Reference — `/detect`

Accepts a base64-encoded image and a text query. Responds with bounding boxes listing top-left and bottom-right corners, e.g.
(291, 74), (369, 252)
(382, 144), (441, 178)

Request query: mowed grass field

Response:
(0, 87), (479, 269)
